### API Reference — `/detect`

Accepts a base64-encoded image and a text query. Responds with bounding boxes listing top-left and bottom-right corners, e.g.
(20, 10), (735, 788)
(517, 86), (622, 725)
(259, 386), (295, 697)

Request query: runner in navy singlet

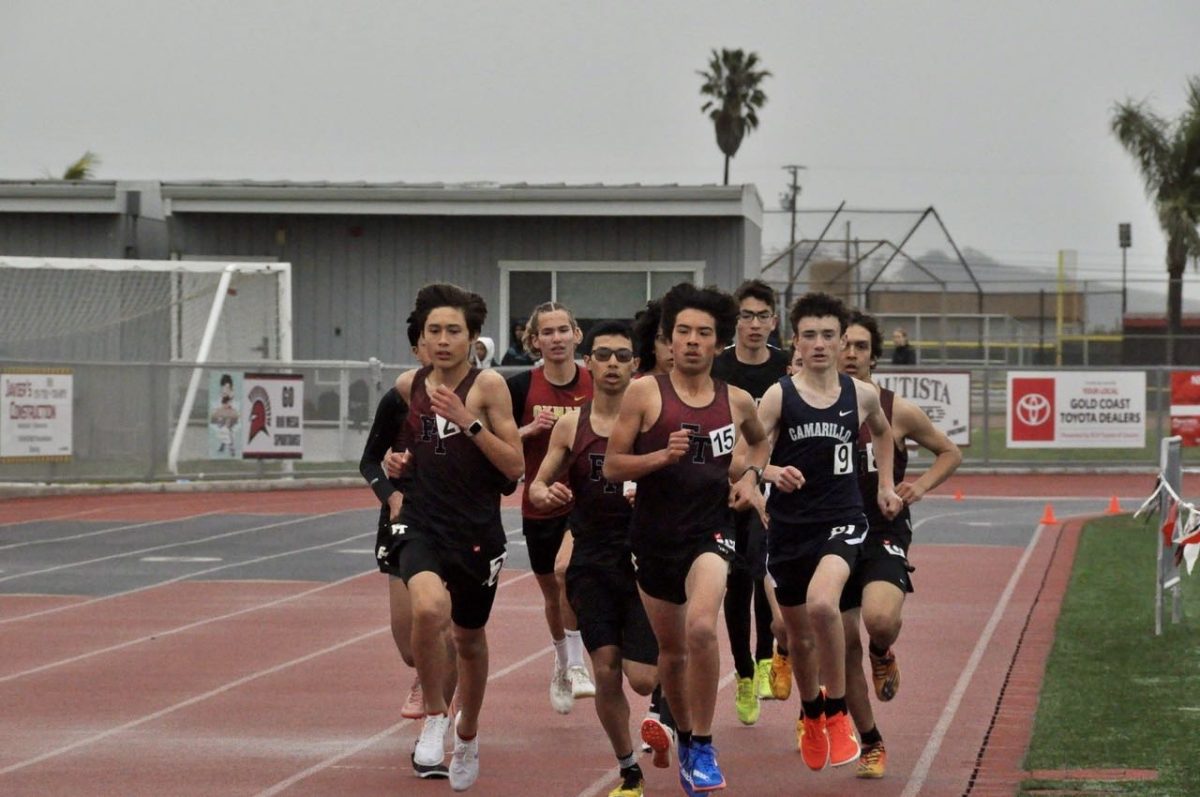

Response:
(605, 283), (766, 795)
(730, 292), (902, 774)
(837, 310), (961, 779)
(390, 283), (523, 791)
(507, 301), (596, 713)
(528, 320), (662, 796)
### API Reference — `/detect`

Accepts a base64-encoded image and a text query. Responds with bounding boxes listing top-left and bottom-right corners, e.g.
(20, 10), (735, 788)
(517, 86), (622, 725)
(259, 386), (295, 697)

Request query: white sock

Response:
(565, 629), (586, 668)
(553, 635), (569, 669)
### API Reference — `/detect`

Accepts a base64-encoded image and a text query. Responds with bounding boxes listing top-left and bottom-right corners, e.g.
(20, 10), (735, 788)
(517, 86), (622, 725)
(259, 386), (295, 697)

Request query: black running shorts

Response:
(839, 533), (915, 612)
(766, 517), (867, 607)
(566, 560), (658, 664)
(394, 530), (507, 630)
(634, 531), (735, 606)
(523, 514), (571, 575)
(729, 508), (768, 581)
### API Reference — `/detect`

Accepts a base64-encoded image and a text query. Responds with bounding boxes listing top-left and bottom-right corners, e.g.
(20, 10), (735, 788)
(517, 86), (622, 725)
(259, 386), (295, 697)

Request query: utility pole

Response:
(1118, 223), (1131, 318)
(781, 165), (805, 313)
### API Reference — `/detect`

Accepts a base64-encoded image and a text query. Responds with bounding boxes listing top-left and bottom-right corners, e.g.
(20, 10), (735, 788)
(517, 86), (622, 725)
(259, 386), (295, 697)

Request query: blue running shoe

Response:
(689, 741), (726, 791)
(677, 740), (697, 796)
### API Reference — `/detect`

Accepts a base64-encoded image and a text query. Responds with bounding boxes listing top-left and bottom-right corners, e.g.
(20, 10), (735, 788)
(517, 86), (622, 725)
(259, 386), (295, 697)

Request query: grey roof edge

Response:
(0, 180), (120, 213)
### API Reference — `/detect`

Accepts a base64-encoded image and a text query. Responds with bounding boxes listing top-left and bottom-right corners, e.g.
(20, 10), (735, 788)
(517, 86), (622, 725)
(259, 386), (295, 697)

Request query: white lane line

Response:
(0, 512), (356, 627)
(0, 512), (221, 552)
(255, 639), (547, 795)
(0, 509), (370, 584)
(334, 549), (374, 555)
(140, 556), (223, 563)
(0, 506), (108, 529)
(0, 557), (374, 684)
(900, 522), (1047, 797)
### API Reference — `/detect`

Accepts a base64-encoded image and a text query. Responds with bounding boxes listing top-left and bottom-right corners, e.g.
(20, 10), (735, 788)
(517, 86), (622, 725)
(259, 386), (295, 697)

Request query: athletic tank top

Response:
(856, 388), (912, 543)
(399, 366), (507, 550)
(566, 404), (634, 569)
(520, 365), (594, 518)
(766, 373), (865, 525)
(631, 374), (735, 551)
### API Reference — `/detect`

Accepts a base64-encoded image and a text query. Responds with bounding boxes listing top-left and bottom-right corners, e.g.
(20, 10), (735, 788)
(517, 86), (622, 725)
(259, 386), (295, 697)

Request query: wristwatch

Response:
(464, 419), (484, 438)
(745, 465), (764, 485)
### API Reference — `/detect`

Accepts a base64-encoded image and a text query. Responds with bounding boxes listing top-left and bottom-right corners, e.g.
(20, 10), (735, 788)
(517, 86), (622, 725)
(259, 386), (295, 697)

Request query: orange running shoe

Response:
(769, 647), (792, 701)
(826, 711), (861, 768)
(856, 741), (886, 779)
(796, 713), (828, 771)
(640, 716), (675, 769)
(870, 647), (901, 701)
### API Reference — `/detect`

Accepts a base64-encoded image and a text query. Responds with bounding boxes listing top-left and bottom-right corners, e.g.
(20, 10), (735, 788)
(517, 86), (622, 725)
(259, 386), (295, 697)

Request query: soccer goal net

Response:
(0, 256), (293, 474)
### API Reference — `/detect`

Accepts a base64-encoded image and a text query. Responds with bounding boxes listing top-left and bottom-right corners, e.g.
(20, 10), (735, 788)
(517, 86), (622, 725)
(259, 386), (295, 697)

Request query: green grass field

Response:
(1022, 515), (1200, 796)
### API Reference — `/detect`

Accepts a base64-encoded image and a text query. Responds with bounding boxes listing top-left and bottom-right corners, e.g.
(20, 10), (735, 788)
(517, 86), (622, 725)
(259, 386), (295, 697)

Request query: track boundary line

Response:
(0, 511), (222, 552)
(0, 508), (370, 584)
(900, 522), (1048, 797)
(0, 517), (363, 626)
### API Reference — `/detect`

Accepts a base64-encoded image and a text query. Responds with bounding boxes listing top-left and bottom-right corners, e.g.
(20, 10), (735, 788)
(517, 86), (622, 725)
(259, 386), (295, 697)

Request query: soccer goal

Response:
(0, 256), (293, 474)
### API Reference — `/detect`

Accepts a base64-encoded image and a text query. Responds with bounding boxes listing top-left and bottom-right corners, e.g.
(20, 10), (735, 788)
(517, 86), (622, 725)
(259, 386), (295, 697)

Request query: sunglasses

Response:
(591, 347), (635, 363)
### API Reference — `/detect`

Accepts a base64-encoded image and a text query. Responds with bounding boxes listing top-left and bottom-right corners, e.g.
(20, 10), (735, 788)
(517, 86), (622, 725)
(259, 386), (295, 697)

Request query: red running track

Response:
(0, 477), (1134, 796)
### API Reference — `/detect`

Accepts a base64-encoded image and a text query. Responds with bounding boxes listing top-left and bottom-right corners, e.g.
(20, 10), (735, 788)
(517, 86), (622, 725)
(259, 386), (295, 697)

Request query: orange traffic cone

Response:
(1105, 495), (1121, 515)
(953, 487), (964, 501)
(1039, 503), (1058, 525)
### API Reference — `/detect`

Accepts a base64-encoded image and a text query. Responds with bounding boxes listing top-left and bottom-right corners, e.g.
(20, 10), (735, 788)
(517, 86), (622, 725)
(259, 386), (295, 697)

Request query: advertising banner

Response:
(208, 371), (243, 459)
(1, 369), (73, 462)
(1170, 370), (1200, 447)
(875, 371), (971, 446)
(1007, 371), (1145, 448)
(242, 373), (304, 459)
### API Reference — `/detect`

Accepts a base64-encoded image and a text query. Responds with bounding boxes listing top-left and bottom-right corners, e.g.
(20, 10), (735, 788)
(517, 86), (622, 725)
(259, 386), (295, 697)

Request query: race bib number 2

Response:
(484, 551), (508, 587)
(709, 423), (736, 457)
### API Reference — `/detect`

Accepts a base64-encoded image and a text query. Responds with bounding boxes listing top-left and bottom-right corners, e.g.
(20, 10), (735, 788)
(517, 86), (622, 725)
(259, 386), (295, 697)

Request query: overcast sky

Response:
(3, 1), (1197, 295)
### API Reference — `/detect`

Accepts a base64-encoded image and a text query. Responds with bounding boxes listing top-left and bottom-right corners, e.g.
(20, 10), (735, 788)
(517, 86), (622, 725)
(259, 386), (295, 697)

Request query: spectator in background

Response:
(472, 337), (497, 368)
(890, 328), (917, 365)
(502, 321), (536, 366)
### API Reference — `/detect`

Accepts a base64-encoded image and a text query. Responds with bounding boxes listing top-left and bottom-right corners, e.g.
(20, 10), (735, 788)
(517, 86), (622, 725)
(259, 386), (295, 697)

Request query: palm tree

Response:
(61, 151), (100, 180)
(698, 48), (771, 185)
(1111, 77), (1200, 364)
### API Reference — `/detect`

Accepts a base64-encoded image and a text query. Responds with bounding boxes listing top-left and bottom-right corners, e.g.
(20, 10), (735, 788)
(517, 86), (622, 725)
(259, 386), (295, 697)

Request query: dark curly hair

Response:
(732, 278), (778, 310)
(413, 283), (487, 338)
(659, 282), (738, 348)
(846, 309), (883, 365)
(788, 291), (849, 338)
(632, 299), (665, 373)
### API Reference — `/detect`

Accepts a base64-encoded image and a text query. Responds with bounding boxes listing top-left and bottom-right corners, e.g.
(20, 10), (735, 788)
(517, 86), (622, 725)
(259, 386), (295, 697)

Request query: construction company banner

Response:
(1170, 371), (1200, 447)
(242, 373), (304, 459)
(1, 369), (73, 462)
(875, 371), (971, 446)
(1007, 370), (1145, 448)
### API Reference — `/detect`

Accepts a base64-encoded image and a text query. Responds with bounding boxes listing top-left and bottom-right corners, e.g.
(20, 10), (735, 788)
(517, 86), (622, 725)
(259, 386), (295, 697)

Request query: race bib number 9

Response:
(709, 423), (736, 457)
(833, 442), (854, 475)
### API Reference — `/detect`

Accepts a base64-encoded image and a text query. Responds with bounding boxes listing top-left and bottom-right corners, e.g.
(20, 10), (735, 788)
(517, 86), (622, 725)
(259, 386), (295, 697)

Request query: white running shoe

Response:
(412, 713), (450, 779)
(550, 663), (574, 714)
(567, 665), (596, 699)
(449, 712), (480, 792)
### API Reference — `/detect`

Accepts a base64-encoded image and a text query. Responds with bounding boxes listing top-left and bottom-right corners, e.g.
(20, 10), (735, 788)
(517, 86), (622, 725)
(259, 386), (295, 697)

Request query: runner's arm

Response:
(894, 396), (962, 504)
(528, 413), (577, 510)
(602, 378), (683, 482)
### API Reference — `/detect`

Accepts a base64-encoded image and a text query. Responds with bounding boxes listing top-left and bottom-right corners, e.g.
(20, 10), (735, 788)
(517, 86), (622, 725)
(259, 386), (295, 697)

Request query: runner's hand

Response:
(773, 465), (805, 493)
(665, 429), (691, 463)
(430, 385), (471, 428)
(878, 487), (904, 519)
(383, 450), (411, 479)
(535, 482), (574, 511)
(895, 481), (925, 505)
(521, 409), (558, 438)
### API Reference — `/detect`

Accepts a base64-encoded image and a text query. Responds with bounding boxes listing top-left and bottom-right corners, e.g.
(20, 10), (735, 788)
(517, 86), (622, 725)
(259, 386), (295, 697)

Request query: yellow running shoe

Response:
(754, 659), (774, 700)
(769, 648), (793, 701)
(735, 675), (760, 725)
(857, 741), (887, 779)
(870, 647), (901, 702)
(608, 765), (644, 796)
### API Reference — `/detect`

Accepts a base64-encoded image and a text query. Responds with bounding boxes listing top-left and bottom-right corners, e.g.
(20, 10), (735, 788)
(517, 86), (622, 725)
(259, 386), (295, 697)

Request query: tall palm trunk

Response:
(1166, 242), (1188, 365)
(723, 155), (729, 186)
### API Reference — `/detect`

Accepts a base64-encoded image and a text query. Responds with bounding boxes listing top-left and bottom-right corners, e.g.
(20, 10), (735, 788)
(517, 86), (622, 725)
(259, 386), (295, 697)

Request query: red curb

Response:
(966, 518), (1086, 795)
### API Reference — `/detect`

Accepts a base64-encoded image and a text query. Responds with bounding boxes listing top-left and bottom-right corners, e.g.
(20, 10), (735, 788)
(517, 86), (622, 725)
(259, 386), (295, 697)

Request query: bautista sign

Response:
(1007, 370), (1145, 448)
(875, 371), (971, 446)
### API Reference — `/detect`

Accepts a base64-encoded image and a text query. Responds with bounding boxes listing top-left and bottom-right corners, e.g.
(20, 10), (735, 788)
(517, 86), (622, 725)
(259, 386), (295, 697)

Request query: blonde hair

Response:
(523, 301), (579, 354)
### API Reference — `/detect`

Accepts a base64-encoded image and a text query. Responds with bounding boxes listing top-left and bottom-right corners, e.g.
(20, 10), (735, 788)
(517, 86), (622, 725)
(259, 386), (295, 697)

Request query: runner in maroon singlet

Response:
(837, 310), (961, 779)
(529, 320), (661, 797)
(604, 283), (766, 795)
(390, 283), (523, 791)
(506, 301), (596, 713)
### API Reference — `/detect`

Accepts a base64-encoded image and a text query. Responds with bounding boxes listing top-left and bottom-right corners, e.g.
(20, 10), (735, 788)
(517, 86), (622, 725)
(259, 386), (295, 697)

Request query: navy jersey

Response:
(566, 404), (634, 570)
(766, 373), (865, 526)
(399, 366), (508, 551)
(631, 374), (735, 551)
(856, 387), (912, 545)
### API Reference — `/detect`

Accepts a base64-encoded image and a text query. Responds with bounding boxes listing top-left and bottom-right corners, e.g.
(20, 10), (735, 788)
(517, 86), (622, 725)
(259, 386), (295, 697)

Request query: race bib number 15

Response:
(709, 423), (736, 457)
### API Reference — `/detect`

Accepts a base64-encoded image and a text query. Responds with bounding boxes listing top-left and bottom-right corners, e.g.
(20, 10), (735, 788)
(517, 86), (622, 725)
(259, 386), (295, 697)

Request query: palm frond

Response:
(61, 150), (100, 180)
(1111, 101), (1171, 197)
